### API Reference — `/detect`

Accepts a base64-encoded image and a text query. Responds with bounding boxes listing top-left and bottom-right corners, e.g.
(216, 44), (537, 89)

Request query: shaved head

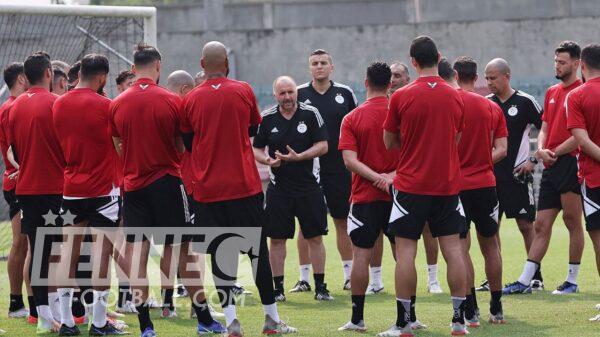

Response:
(201, 41), (228, 73)
(272, 76), (296, 93)
(166, 70), (195, 97)
(485, 58), (511, 75)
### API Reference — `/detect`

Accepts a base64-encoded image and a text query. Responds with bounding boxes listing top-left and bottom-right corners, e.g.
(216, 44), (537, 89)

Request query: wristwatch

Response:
(528, 156), (538, 164)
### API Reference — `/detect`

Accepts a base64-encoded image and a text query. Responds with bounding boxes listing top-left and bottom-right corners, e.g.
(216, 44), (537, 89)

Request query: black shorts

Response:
(388, 188), (466, 240)
(264, 189), (328, 240)
(320, 171), (351, 219)
(348, 201), (395, 248)
(3, 188), (20, 219)
(123, 174), (191, 243)
(61, 195), (121, 227)
(18, 194), (62, 235)
(459, 187), (499, 238)
(538, 155), (580, 211)
(581, 182), (600, 232)
(496, 179), (535, 222)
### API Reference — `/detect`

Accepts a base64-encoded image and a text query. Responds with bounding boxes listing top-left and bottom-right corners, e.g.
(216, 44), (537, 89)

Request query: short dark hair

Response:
(53, 67), (67, 81)
(453, 56), (478, 83)
(133, 43), (161, 67)
(310, 49), (332, 62)
(438, 57), (454, 81)
(555, 41), (581, 59)
(409, 36), (439, 68)
(581, 43), (600, 71)
(116, 70), (135, 85)
(366, 62), (391, 91)
(68, 61), (81, 84)
(80, 54), (109, 79)
(24, 51), (51, 85)
(3, 62), (24, 89)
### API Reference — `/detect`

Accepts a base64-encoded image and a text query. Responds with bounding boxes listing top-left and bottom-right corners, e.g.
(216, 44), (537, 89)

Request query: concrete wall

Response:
(156, 0), (600, 107)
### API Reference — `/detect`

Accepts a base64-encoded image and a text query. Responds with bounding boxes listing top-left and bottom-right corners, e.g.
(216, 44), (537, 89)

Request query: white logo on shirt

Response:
(427, 82), (437, 89)
(303, 99), (312, 104)
(549, 98), (556, 104)
(297, 121), (307, 133)
(27, 93), (35, 98)
(139, 84), (149, 90)
(508, 106), (518, 116)
(271, 127), (279, 133)
(335, 94), (345, 104)
(211, 84), (222, 90)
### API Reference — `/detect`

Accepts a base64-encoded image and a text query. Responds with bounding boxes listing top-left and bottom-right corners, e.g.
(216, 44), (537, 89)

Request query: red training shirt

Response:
(542, 79), (582, 162)
(383, 76), (464, 195)
(339, 96), (399, 203)
(109, 78), (182, 192)
(8, 87), (64, 195)
(458, 89), (508, 190)
(181, 77), (262, 202)
(566, 77), (600, 188)
(53, 88), (118, 197)
(0, 96), (18, 191)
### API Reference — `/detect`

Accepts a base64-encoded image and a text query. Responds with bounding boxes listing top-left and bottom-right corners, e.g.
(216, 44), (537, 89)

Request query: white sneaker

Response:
(365, 284), (385, 295)
(160, 307), (177, 318)
(209, 305), (225, 319)
(146, 298), (160, 308)
(410, 320), (427, 330)
(338, 320), (367, 332)
(116, 300), (138, 314)
(8, 307), (29, 318)
(377, 324), (414, 337)
(427, 281), (443, 294)
(595, 303), (600, 311)
(589, 314), (600, 322)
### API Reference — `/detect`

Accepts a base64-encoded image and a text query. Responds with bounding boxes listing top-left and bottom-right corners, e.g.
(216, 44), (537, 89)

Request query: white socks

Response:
(92, 290), (109, 328)
(299, 264), (311, 283)
(427, 264), (438, 284)
(263, 303), (280, 323)
(370, 266), (383, 288)
(48, 292), (61, 322)
(37, 304), (54, 323)
(58, 288), (75, 327)
(342, 260), (353, 281)
(518, 260), (539, 286)
(223, 305), (237, 326)
(566, 263), (580, 285)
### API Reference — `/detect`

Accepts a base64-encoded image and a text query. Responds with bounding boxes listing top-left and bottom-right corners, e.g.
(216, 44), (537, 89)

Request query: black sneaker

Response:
(289, 280), (311, 293)
(530, 279), (544, 291)
(476, 279), (489, 292)
(89, 322), (128, 336)
(314, 283), (334, 301)
(274, 288), (286, 302)
(58, 324), (81, 336)
(232, 284), (245, 296)
(343, 279), (351, 291)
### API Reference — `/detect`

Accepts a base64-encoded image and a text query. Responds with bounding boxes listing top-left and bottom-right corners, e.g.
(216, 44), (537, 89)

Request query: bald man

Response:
(253, 76), (331, 303)
(181, 41), (297, 336)
(166, 70), (195, 97)
(389, 62), (410, 94)
(484, 58), (544, 293)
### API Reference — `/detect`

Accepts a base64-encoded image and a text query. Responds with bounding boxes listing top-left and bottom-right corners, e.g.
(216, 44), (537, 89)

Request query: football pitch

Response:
(0, 217), (599, 337)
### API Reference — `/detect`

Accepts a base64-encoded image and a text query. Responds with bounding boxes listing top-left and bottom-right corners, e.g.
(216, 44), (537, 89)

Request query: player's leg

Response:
(554, 191), (584, 294)
(292, 233), (312, 292)
(126, 239), (153, 334)
(269, 239), (287, 301)
(24, 241), (38, 323)
(160, 244), (177, 317)
(7, 201), (28, 317)
(460, 232), (478, 328)
(367, 233), (384, 294)
(113, 220), (135, 314)
(423, 224), (442, 293)
(333, 216), (353, 289)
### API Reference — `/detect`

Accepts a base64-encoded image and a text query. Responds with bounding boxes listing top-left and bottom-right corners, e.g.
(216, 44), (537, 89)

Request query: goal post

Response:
(0, 3), (156, 98)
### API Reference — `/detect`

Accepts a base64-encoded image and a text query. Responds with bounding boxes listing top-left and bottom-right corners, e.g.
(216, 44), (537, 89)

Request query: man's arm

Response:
(7, 145), (18, 169)
(175, 136), (185, 154)
(253, 146), (281, 167)
(275, 141), (328, 162)
(492, 137), (507, 163)
(383, 130), (400, 150)
(112, 137), (123, 157)
(342, 150), (384, 183)
(553, 137), (578, 157)
(571, 128), (600, 162)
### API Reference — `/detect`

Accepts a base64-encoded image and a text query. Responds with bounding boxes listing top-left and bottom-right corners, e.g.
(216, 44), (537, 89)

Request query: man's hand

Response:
(514, 160), (535, 175)
(373, 172), (395, 193)
(265, 156), (282, 168)
(8, 170), (18, 180)
(275, 145), (303, 162)
(536, 149), (557, 165)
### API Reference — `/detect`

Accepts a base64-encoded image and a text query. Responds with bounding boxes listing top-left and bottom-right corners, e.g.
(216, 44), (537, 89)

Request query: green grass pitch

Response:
(0, 216), (599, 336)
